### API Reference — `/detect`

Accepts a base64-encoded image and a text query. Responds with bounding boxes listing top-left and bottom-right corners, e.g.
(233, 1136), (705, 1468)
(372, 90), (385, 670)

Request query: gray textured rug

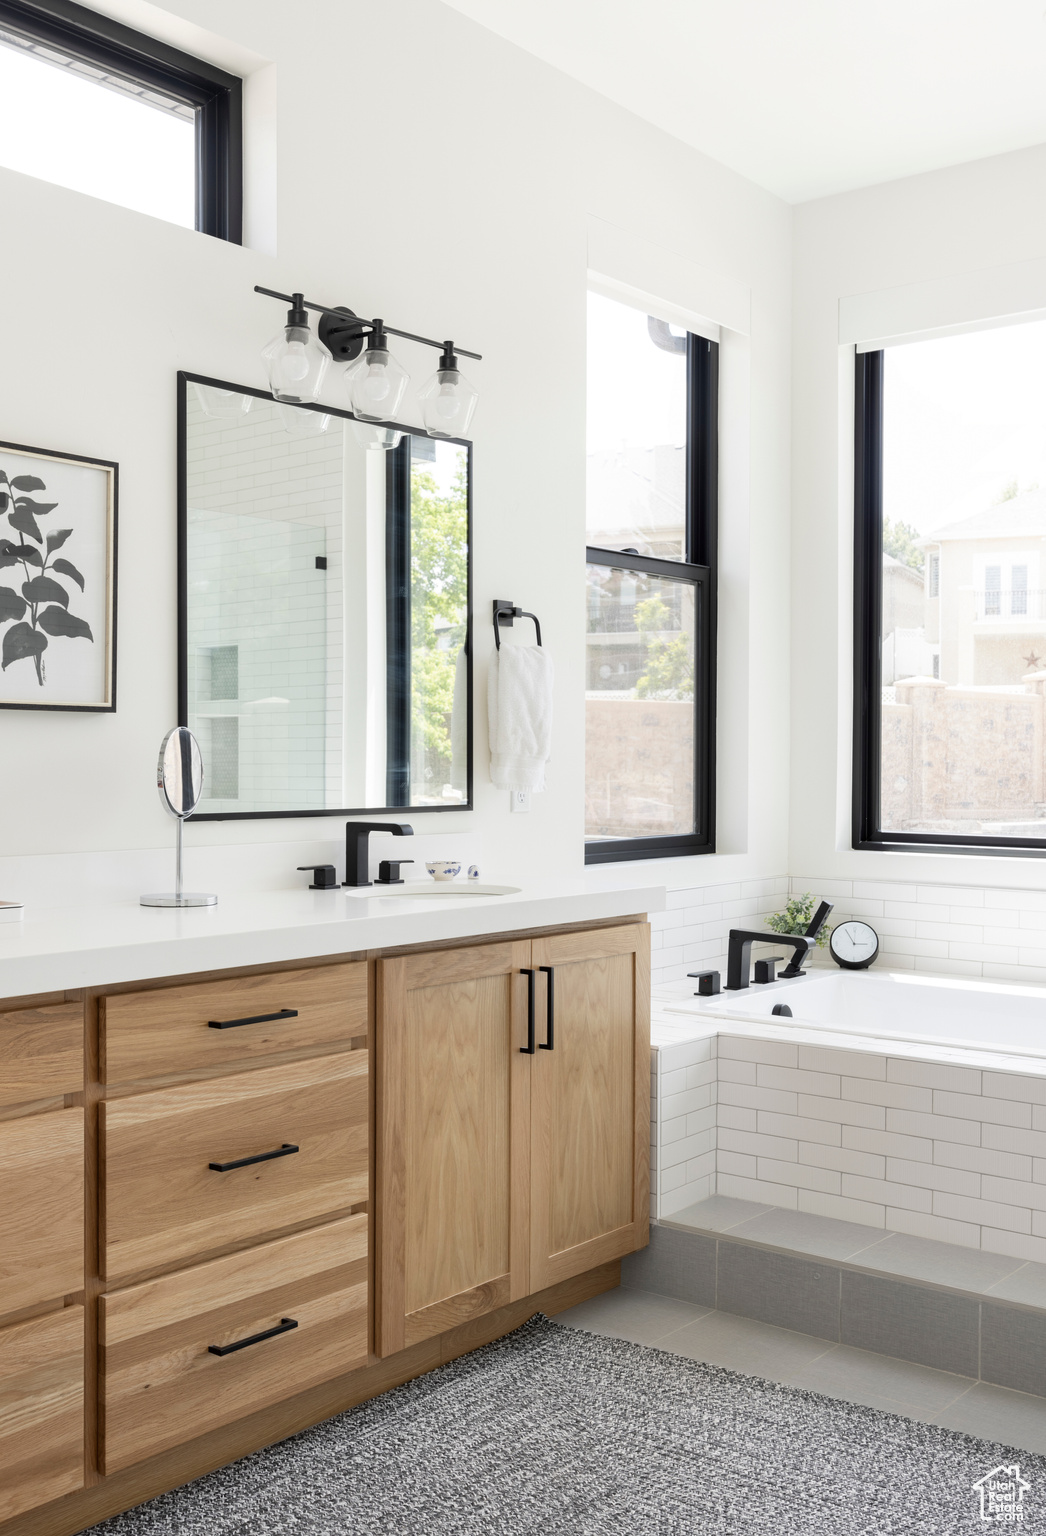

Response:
(90, 1314), (1046, 1535)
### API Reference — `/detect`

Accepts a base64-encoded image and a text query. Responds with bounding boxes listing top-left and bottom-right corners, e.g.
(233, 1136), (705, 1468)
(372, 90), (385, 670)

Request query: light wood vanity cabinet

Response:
(0, 916), (647, 1536)
(376, 922), (649, 1354)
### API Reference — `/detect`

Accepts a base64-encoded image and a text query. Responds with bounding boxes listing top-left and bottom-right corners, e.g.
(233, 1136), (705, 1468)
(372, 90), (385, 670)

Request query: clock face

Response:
(829, 920), (879, 970)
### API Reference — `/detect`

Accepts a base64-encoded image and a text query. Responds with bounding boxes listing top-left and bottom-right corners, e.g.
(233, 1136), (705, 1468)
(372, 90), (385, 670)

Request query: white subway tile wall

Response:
(653, 1029), (1046, 1254)
(649, 876), (790, 989)
(791, 873), (1046, 985)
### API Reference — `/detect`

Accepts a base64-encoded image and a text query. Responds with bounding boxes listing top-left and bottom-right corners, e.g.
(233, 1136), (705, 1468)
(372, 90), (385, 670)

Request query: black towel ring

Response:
(493, 599), (542, 651)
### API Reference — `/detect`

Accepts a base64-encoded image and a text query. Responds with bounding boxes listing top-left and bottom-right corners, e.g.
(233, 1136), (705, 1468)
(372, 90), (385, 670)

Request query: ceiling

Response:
(441, 0), (1046, 203)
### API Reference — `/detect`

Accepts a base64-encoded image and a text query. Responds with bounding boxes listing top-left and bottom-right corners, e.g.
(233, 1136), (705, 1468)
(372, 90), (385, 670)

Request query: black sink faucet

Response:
(725, 900), (833, 990)
(343, 821), (413, 887)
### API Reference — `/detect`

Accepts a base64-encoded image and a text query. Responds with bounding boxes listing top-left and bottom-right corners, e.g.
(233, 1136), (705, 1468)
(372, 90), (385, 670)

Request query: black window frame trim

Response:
(585, 331), (718, 865)
(0, 0), (242, 241)
(853, 347), (1046, 859)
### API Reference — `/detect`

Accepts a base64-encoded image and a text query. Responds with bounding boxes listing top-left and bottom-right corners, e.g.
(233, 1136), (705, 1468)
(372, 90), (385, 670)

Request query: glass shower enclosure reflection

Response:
(180, 375), (471, 818)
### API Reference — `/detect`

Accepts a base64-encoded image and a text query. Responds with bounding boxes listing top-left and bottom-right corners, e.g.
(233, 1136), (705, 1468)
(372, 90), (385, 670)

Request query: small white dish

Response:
(426, 860), (462, 882)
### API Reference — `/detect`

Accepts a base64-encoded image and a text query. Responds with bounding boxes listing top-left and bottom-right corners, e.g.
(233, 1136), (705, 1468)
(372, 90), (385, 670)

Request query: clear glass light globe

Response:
(419, 365), (478, 438)
(262, 323), (331, 404)
(346, 345), (409, 423)
(278, 341), (310, 385)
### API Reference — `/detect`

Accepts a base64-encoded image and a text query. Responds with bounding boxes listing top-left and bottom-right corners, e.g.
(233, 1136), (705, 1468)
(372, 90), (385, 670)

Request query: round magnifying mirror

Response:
(157, 727), (204, 819)
(142, 728), (216, 908)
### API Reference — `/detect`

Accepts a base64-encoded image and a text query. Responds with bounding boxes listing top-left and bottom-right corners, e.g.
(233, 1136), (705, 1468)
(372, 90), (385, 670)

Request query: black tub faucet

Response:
(725, 900), (833, 990)
(343, 821), (413, 887)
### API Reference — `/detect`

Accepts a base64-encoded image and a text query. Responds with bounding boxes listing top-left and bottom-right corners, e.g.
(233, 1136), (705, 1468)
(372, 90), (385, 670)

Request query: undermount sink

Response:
(351, 883), (521, 898)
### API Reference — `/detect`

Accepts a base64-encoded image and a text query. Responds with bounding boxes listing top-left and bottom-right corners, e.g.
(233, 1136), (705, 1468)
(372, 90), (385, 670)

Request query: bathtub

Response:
(653, 968), (1046, 1235)
(661, 968), (1046, 1061)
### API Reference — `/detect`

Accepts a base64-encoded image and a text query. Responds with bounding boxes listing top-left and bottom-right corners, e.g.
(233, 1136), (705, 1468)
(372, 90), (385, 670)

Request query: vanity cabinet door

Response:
(0, 1107), (84, 1314)
(0, 1305), (84, 1522)
(376, 941), (531, 1356)
(528, 924), (649, 1291)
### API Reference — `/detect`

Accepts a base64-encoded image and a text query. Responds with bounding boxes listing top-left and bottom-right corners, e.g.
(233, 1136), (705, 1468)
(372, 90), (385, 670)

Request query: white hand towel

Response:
(488, 644), (554, 792)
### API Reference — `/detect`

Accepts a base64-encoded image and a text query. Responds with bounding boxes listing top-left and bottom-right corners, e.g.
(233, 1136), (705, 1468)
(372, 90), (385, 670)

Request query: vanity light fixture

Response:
(261, 292), (332, 404)
(255, 286), (481, 435)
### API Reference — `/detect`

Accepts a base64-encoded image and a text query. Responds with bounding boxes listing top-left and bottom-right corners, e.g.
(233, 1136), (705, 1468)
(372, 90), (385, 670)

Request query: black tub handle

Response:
(520, 969), (536, 1054)
(208, 1318), (298, 1356)
(209, 1143), (299, 1173)
(208, 1009), (299, 1030)
(538, 966), (554, 1050)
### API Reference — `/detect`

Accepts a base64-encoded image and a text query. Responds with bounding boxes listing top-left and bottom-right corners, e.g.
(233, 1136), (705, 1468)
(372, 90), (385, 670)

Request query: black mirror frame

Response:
(176, 371), (473, 821)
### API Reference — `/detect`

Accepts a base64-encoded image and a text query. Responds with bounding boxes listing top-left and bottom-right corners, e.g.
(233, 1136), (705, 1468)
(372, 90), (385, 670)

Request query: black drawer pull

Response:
(538, 965), (555, 1050)
(208, 1317), (299, 1356)
(208, 1008), (299, 1030)
(519, 969), (536, 1054)
(208, 1143), (299, 1173)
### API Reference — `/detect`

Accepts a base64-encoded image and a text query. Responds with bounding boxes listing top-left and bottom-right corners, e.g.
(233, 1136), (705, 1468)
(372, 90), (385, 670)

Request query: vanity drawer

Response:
(0, 1107), (83, 1314)
(100, 1215), (368, 1473)
(101, 961), (368, 1083)
(0, 1002), (82, 1106)
(0, 1305), (84, 1521)
(101, 1051), (368, 1280)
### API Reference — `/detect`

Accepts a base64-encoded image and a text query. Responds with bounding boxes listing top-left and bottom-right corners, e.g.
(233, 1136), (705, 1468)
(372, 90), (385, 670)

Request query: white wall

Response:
(791, 142), (1046, 899)
(0, 0), (792, 899)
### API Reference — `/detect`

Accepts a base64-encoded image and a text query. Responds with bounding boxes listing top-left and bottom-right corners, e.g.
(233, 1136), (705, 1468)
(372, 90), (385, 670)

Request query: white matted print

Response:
(0, 440), (116, 710)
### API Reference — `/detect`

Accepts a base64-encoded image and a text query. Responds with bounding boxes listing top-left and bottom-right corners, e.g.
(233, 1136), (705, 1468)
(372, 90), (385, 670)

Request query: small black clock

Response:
(828, 920), (879, 970)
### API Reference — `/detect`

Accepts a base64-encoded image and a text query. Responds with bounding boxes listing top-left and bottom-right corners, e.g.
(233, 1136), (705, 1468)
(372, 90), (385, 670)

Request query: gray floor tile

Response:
(621, 1223), (716, 1307)
(726, 1206), (893, 1262)
(934, 1381), (1046, 1454)
(662, 1194), (774, 1233)
(860, 1232), (1025, 1293)
(841, 1270), (980, 1377)
(717, 1239), (840, 1339)
(986, 1260), (1046, 1309)
(787, 1343), (975, 1415)
(655, 1308), (834, 1378)
(555, 1287), (712, 1345)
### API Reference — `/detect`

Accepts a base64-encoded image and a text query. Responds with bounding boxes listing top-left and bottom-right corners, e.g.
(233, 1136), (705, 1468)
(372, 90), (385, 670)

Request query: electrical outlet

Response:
(510, 787), (530, 814)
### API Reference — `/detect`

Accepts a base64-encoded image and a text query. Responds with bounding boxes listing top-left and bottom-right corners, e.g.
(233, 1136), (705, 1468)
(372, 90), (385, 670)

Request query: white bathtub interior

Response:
(662, 969), (1046, 1059)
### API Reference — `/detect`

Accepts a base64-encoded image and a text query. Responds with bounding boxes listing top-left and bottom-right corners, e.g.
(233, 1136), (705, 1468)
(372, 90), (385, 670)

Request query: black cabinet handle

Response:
(519, 969), (536, 1054)
(209, 1143), (299, 1173)
(208, 1317), (299, 1356)
(208, 1009), (299, 1030)
(538, 965), (555, 1050)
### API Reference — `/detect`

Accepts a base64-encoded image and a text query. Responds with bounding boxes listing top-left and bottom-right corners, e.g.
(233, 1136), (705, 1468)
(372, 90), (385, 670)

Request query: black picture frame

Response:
(177, 372), (473, 822)
(0, 437), (117, 712)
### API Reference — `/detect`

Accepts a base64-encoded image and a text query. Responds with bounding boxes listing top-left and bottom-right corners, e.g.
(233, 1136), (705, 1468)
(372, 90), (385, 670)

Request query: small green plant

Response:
(766, 893), (831, 949)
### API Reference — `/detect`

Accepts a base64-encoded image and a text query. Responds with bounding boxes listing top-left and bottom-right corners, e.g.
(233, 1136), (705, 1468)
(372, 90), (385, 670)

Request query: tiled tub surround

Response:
(648, 877), (788, 989)
(651, 1007), (1046, 1260)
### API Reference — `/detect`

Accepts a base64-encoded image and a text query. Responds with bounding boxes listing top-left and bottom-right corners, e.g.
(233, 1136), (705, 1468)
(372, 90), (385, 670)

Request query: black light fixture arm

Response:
(254, 286), (482, 361)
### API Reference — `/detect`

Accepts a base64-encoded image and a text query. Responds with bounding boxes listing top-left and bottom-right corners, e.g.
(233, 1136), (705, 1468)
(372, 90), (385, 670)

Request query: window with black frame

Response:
(854, 318), (1046, 855)
(0, 0), (241, 238)
(585, 291), (717, 863)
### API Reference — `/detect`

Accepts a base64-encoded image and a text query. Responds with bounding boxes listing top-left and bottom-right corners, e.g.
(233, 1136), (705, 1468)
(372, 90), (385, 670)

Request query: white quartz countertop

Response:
(0, 881), (665, 997)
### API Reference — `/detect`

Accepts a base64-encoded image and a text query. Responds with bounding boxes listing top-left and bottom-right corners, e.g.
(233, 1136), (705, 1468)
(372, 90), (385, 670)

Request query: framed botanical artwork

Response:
(0, 440), (117, 711)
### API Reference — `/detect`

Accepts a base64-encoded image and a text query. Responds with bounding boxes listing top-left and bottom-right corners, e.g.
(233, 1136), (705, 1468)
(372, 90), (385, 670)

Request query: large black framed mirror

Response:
(177, 372), (472, 819)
